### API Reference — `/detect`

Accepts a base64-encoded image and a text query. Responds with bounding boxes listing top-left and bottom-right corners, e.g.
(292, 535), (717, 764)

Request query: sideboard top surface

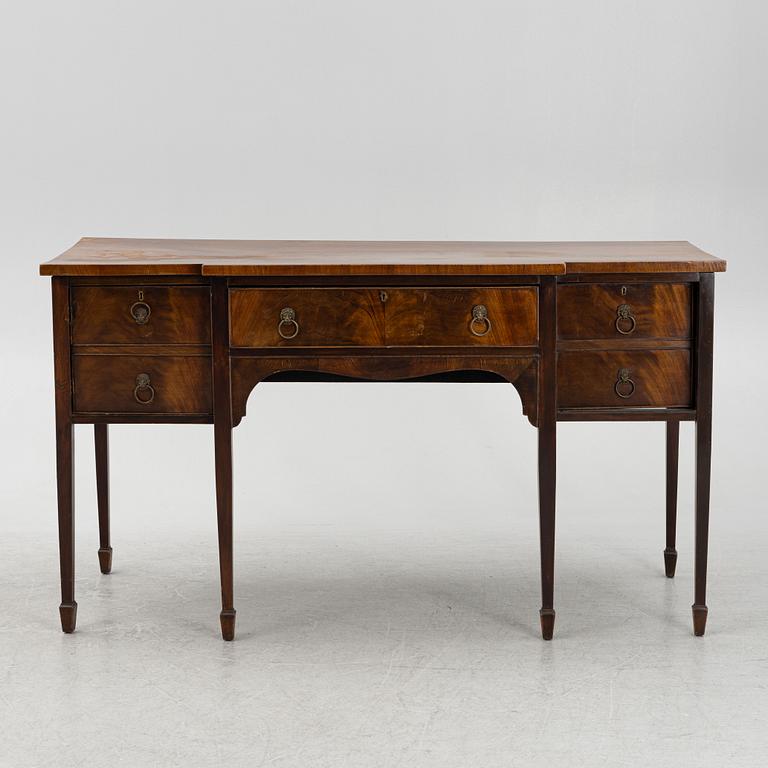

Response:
(40, 238), (726, 277)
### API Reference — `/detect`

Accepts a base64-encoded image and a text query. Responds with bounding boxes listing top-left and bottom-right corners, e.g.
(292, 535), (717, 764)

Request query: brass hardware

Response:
(130, 291), (151, 325)
(614, 368), (636, 399)
(621, 285), (627, 296)
(469, 305), (492, 337)
(133, 373), (155, 405)
(278, 307), (300, 339)
(615, 303), (636, 334)
(379, 290), (388, 303)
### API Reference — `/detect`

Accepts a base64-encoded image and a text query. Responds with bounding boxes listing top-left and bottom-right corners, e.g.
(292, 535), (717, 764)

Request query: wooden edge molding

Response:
(231, 356), (539, 428)
(39, 239), (726, 277)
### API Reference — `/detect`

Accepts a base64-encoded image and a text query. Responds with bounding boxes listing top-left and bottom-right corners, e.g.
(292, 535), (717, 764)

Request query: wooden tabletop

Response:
(40, 238), (726, 277)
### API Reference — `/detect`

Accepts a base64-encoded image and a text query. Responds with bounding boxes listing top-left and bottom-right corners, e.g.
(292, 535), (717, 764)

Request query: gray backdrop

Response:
(0, 2), (764, 767)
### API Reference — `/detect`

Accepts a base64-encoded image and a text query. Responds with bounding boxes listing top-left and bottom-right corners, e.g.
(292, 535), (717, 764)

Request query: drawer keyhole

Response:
(130, 291), (151, 325)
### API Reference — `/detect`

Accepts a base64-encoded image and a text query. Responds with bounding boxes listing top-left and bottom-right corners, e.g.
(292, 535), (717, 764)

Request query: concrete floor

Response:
(2, 521), (766, 768)
(2, 379), (764, 766)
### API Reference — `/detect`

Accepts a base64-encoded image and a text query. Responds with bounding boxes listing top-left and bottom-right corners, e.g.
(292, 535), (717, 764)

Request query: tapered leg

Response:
(214, 422), (235, 640)
(664, 421), (679, 578)
(52, 278), (77, 632)
(212, 279), (235, 640)
(692, 412), (711, 636)
(95, 424), (112, 574)
(538, 418), (557, 640)
(57, 420), (77, 633)
(537, 277), (557, 640)
(693, 274), (714, 636)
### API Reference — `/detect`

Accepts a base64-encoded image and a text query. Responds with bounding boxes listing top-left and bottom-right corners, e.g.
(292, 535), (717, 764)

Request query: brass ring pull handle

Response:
(278, 307), (300, 339)
(615, 303), (636, 335)
(133, 373), (155, 405)
(614, 368), (636, 399)
(470, 305), (492, 337)
(130, 301), (151, 325)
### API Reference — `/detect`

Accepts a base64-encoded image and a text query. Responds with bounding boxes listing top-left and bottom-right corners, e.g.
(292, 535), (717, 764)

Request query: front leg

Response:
(538, 416), (556, 640)
(52, 278), (77, 632)
(56, 421), (76, 632)
(537, 277), (557, 640)
(693, 274), (714, 636)
(212, 279), (236, 640)
(214, 421), (235, 640)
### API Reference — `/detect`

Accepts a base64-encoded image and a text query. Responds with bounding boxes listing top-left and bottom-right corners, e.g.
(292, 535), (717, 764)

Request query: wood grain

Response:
(230, 287), (538, 348)
(557, 350), (691, 408)
(384, 288), (537, 346)
(73, 355), (212, 414)
(230, 288), (385, 347)
(71, 286), (210, 344)
(40, 238), (726, 276)
(557, 283), (692, 340)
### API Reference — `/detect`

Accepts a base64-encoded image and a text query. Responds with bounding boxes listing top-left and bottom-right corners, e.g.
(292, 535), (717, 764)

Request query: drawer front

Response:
(230, 287), (537, 347)
(71, 286), (211, 345)
(385, 288), (537, 346)
(73, 355), (212, 414)
(557, 283), (691, 340)
(230, 289), (386, 347)
(558, 351), (691, 408)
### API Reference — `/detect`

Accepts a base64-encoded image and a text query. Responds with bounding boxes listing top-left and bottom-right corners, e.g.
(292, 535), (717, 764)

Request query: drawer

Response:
(558, 351), (691, 408)
(229, 287), (538, 347)
(384, 288), (538, 346)
(71, 286), (211, 345)
(73, 355), (212, 414)
(557, 283), (691, 340)
(230, 289), (386, 347)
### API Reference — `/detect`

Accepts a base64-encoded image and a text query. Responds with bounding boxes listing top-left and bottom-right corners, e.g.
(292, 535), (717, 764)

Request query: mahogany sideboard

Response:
(40, 239), (726, 641)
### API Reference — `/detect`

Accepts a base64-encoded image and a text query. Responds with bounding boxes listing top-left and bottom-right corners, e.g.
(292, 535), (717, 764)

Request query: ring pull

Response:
(133, 373), (155, 405)
(615, 303), (636, 335)
(614, 368), (636, 399)
(278, 307), (300, 339)
(130, 301), (151, 325)
(470, 305), (492, 337)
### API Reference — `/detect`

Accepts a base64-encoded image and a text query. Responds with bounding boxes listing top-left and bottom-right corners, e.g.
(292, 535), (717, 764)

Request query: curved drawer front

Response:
(230, 287), (538, 347)
(73, 355), (212, 414)
(71, 286), (211, 345)
(558, 350), (691, 408)
(557, 283), (691, 340)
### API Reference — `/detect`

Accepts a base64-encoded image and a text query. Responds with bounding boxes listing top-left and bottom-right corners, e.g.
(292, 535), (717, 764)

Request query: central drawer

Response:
(229, 287), (538, 347)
